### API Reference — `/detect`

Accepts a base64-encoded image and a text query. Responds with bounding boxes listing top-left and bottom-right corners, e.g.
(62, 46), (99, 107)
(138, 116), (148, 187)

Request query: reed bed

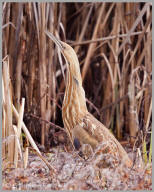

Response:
(2, 2), (152, 169)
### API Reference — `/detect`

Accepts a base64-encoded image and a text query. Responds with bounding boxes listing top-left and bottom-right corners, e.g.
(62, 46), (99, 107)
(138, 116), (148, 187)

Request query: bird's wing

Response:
(78, 112), (132, 167)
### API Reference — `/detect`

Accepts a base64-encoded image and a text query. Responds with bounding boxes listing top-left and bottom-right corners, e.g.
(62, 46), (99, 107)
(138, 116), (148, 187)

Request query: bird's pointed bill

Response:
(45, 30), (63, 51)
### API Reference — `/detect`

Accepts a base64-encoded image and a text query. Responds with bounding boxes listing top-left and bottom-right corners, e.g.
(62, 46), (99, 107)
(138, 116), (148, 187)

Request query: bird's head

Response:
(45, 31), (82, 84)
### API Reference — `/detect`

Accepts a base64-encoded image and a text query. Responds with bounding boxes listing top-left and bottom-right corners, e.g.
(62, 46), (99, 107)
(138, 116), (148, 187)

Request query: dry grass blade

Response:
(148, 131), (152, 164)
(47, 5), (56, 122)
(33, 2), (40, 45)
(2, 78), (6, 158)
(74, 4), (93, 53)
(29, 147), (56, 171)
(12, 104), (41, 155)
(39, 2), (47, 145)
(128, 12), (152, 68)
(2, 22), (16, 29)
(57, 43), (66, 83)
(14, 98), (25, 168)
(70, 31), (146, 46)
(2, 60), (14, 164)
(145, 98), (152, 132)
(137, 31), (152, 66)
(117, 2), (151, 55)
(81, 3), (105, 80)
(128, 74), (139, 145)
(107, 42), (121, 81)
(82, 3), (115, 80)
(101, 53), (114, 91)
(13, 125), (22, 160)
(23, 147), (29, 169)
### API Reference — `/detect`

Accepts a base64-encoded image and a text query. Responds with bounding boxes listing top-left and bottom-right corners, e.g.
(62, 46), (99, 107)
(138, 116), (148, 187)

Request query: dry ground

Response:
(2, 144), (152, 190)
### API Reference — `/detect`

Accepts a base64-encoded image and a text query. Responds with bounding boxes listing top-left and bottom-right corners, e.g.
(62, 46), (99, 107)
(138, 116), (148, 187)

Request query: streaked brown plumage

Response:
(45, 31), (132, 167)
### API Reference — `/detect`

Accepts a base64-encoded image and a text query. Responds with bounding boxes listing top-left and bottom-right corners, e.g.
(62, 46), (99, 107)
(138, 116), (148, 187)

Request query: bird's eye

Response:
(74, 138), (81, 150)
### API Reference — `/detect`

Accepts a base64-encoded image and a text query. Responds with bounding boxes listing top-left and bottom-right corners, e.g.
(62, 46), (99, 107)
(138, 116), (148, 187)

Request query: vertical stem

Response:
(14, 98), (25, 167)
(39, 3), (47, 145)
(3, 60), (14, 165)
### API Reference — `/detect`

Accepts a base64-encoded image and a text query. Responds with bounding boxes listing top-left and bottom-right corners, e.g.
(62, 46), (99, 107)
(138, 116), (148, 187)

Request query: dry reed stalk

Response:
(3, 3), (13, 78)
(12, 4), (23, 111)
(145, 98), (152, 133)
(12, 104), (41, 155)
(9, 4), (21, 81)
(125, 3), (136, 29)
(124, 5), (151, 136)
(74, 4), (93, 54)
(120, 3), (135, 135)
(128, 69), (139, 145)
(2, 59), (14, 164)
(117, 2), (151, 55)
(2, 77), (6, 158)
(14, 98), (25, 168)
(13, 104), (55, 170)
(148, 131), (152, 164)
(144, 7), (152, 125)
(136, 31), (152, 67)
(100, 4), (115, 128)
(104, 4), (121, 135)
(23, 146), (29, 169)
(48, 4), (56, 122)
(142, 98), (152, 164)
(15, 40), (25, 111)
(29, 147), (56, 171)
(44, 3), (56, 148)
(115, 4), (125, 139)
(2, 110), (6, 158)
(33, 3), (40, 45)
(28, 56), (35, 110)
(38, 3), (47, 145)
(2, 3), (10, 57)
(82, 3), (115, 81)
(26, 6), (36, 111)
(127, 12), (152, 68)
(81, 3), (105, 80)
(136, 69), (149, 118)
(69, 31), (147, 46)
(12, 125), (22, 159)
(60, 3), (66, 33)
(101, 53), (114, 91)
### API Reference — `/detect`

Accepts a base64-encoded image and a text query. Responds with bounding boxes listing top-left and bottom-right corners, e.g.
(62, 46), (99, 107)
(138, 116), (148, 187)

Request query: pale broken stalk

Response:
(14, 98), (25, 168)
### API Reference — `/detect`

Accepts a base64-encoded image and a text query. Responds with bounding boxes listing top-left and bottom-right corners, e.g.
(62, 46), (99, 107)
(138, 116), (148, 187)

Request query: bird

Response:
(45, 31), (132, 167)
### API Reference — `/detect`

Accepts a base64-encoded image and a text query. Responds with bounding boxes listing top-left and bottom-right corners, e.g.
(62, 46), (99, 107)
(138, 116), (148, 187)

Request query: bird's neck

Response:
(62, 68), (88, 136)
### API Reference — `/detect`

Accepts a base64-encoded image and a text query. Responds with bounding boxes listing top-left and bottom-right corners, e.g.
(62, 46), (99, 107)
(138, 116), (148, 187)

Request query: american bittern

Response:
(45, 31), (132, 167)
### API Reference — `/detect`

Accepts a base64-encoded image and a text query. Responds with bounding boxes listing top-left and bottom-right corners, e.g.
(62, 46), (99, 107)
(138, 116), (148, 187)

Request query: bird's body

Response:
(45, 31), (132, 167)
